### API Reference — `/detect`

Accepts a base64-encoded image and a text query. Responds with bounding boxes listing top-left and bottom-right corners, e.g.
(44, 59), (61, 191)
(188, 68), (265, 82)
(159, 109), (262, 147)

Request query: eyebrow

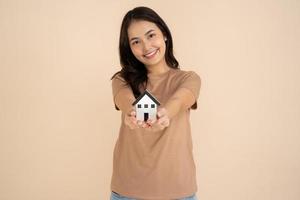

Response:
(130, 29), (155, 41)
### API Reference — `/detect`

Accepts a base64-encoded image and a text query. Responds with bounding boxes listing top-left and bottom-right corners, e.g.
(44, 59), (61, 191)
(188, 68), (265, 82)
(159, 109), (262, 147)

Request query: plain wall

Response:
(0, 0), (299, 199)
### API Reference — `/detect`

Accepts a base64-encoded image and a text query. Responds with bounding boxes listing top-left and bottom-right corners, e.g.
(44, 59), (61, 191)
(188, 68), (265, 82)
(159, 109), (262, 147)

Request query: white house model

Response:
(132, 90), (161, 122)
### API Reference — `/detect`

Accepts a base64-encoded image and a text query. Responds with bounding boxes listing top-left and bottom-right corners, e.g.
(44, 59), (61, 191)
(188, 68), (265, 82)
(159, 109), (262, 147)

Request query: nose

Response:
(142, 40), (151, 52)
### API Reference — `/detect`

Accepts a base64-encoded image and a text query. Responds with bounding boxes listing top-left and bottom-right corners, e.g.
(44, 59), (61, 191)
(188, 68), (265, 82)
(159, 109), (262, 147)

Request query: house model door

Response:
(144, 113), (149, 121)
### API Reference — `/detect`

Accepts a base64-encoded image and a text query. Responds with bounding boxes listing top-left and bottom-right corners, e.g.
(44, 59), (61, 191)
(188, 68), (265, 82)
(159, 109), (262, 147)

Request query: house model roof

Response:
(132, 90), (161, 106)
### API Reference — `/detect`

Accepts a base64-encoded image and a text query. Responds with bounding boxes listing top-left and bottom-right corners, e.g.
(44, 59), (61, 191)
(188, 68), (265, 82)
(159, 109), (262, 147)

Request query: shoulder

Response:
(111, 72), (122, 80)
(111, 72), (127, 84)
(111, 72), (130, 92)
(171, 68), (201, 82)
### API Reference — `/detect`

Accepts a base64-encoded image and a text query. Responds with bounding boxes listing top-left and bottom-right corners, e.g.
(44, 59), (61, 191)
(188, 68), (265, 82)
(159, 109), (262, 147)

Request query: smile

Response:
(144, 49), (159, 59)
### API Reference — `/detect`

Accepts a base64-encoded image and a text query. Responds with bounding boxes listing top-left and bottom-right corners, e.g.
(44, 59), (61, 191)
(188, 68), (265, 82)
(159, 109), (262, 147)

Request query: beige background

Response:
(0, 0), (299, 200)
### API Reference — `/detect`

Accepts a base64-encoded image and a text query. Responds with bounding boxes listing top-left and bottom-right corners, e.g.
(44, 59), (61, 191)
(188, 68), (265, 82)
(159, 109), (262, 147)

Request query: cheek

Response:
(155, 39), (165, 49)
(156, 40), (166, 53)
(130, 46), (143, 56)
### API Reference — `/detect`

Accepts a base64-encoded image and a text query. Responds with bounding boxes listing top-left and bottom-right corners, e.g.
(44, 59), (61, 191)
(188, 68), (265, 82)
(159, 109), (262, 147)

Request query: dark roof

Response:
(132, 90), (161, 106)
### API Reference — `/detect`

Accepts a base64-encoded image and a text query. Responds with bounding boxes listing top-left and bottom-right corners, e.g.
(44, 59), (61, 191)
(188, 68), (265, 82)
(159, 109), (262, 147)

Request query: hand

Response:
(124, 108), (147, 130)
(124, 109), (139, 130)
(145, 107), (170, 131)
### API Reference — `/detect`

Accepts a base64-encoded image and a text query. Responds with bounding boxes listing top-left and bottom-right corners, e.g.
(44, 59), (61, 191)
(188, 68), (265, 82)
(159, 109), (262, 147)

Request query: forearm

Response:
(114, 89), (136, 114)
(164, 88), (196, 119)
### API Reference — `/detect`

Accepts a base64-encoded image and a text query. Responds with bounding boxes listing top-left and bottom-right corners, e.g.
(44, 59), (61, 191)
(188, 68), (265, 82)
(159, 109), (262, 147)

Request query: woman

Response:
(110, 6), (201, 200)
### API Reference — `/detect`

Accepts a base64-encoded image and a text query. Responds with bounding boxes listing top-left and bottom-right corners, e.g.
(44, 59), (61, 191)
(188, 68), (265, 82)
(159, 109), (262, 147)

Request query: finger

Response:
(160, 117), (169, 126)
(126, 116), (137, 128)
(157, 109), (166, 118)
(146, 124), (158, 131)
(157, 116), (165, 124)
(130, 118), (137, 125)
(130, 110), (136, 117)
(150, 121), (163, 130)
(126, 122), (135, 129)
(137, 120), (143, 126)
(126, 119), (136, 129)
(155, 123), (164, 130)
(142, 121), (149, 128)
(129, 125), (135, 130)
(146, 119), (155, 126)
(158, 117), (169, 127)
(157, 111), (163, 118)
(162, 120), (169, 127)
(150, 119), (156, 124)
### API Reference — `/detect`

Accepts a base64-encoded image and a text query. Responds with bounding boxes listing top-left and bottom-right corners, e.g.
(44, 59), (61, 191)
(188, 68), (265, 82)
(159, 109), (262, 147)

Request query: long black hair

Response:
(111, 6), (179, 98)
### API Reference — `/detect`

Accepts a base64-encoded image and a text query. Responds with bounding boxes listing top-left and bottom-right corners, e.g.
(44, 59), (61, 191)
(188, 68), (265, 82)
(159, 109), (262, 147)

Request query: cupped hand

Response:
(145, 107), (170, 131)
(124, 108), (147, 130)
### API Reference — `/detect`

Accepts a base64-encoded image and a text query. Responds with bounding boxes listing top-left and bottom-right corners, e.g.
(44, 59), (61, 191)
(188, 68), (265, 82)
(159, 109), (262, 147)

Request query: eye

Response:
(131, 40), (139, 45)
(149, 33), (156, 38)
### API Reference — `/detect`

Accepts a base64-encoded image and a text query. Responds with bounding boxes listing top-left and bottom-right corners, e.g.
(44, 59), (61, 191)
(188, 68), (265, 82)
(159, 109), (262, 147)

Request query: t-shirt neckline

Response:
(147, 68), (174, 79)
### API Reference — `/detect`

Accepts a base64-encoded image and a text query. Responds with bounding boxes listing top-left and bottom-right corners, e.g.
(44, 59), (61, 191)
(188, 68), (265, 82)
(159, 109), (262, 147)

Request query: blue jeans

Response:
(110, 191), (198, 200)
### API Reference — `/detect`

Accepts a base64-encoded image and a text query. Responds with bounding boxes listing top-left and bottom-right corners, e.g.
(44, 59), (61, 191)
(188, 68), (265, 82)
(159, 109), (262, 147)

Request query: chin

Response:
(144, 57), (164, 66)
(144, 60), (160, 66)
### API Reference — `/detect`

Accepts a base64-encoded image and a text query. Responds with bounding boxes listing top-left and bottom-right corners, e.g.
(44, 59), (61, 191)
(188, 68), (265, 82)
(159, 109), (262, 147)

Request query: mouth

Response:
(143, 49), (159, 59)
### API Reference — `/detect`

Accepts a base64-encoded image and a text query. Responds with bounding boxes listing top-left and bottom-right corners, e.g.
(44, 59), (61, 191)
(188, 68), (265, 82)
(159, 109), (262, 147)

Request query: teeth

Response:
(144, 49), (157, 57)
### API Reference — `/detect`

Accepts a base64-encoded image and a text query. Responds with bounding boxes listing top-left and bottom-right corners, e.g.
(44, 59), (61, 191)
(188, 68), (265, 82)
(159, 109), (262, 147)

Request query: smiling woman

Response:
(128, 21), (167, 68)
(110, 6), (201, 200)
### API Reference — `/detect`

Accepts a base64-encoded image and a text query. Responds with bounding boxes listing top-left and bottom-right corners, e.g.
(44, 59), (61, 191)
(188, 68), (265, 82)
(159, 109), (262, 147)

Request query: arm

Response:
(146, 71), (201, 130)
(111, 75), (144, 129)
(112, 75), (135, 114)
(164, 87), (197, 119)
(114, 87), (136, 114)
(144, 90), (195, 131)
(165, 71), (201, 118)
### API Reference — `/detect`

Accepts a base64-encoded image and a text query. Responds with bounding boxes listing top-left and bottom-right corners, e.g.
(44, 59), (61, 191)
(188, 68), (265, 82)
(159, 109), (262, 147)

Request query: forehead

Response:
(127, 20), (161, 39)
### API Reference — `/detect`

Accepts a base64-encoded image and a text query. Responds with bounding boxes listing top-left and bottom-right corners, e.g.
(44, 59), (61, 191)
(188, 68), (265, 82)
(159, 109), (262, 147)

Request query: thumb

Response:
(157, 108), (166, 118)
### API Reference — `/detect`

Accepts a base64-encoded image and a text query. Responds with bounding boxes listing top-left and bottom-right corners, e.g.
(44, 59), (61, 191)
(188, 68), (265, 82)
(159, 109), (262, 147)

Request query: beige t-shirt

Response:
(110, 68), (201, 200)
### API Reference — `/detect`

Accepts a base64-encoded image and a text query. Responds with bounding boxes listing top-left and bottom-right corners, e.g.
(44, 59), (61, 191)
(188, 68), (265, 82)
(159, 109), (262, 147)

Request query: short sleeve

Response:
(111, 74), (132, 110)
(178, 71), (201, 109)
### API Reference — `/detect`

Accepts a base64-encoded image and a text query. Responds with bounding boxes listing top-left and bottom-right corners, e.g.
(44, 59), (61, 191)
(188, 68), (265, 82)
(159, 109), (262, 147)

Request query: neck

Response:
(146, 58), (170, 75)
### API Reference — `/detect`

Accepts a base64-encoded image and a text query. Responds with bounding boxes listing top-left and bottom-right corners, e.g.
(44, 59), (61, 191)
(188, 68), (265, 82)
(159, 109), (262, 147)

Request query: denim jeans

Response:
(110, 191), (198, 200)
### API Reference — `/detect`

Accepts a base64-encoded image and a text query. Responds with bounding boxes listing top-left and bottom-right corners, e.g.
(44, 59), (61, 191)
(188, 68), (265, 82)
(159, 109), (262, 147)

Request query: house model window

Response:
(132, 90), (161, 121)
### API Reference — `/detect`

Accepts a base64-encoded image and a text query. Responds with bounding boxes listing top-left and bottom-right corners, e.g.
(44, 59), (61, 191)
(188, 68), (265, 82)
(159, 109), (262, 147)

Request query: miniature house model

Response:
(132, 90), (161, 122)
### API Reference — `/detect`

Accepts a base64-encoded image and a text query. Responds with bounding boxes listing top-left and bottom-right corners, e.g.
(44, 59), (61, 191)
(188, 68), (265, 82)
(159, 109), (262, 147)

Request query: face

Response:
(127, 20), (166, 68)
